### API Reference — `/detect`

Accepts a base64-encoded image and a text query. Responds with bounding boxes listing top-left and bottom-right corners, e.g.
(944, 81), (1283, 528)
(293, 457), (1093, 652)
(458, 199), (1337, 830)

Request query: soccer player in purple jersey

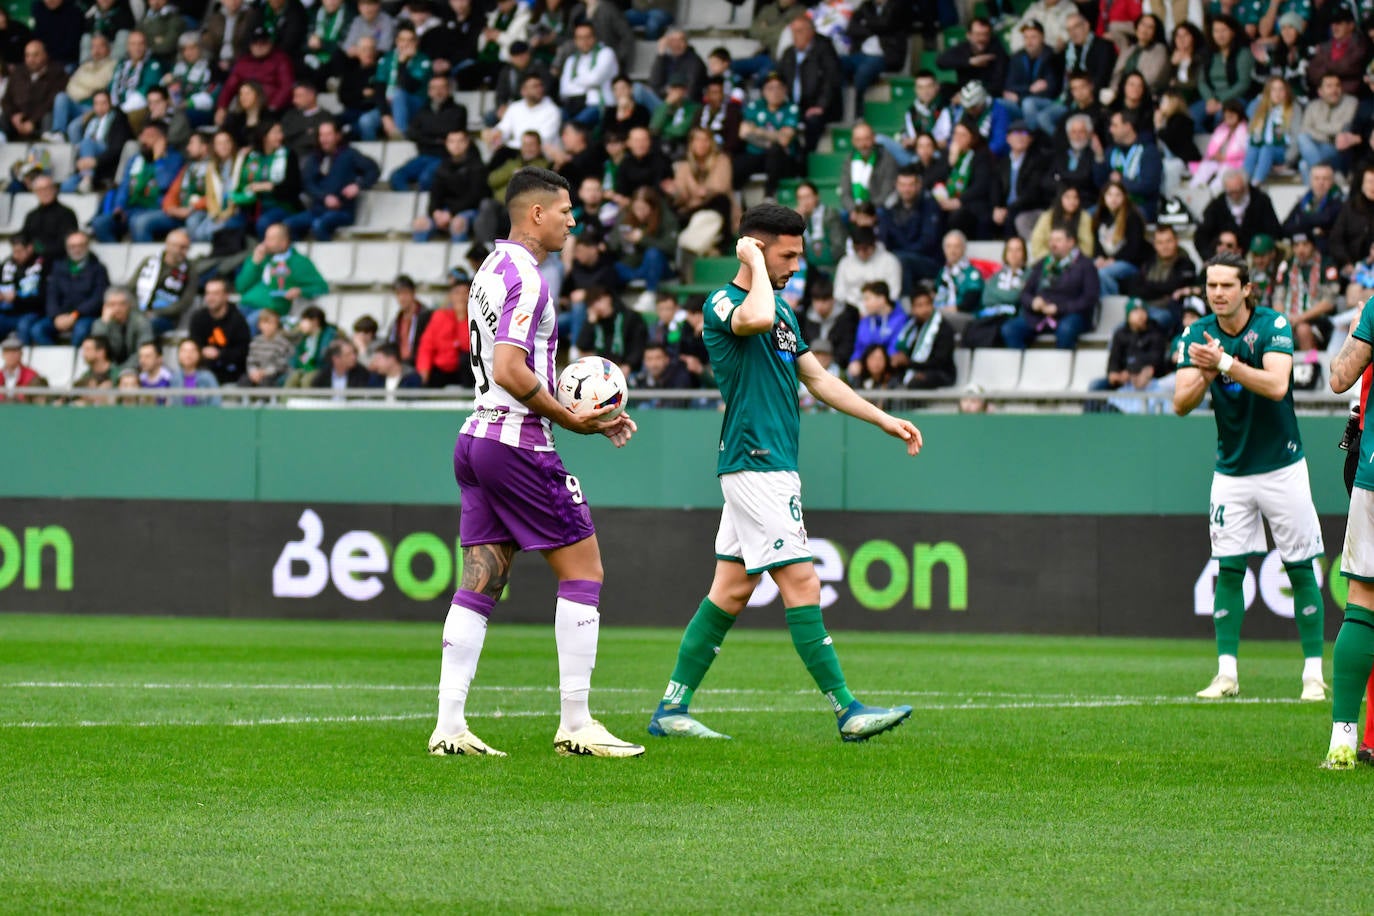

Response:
(428, 167), (644, 759)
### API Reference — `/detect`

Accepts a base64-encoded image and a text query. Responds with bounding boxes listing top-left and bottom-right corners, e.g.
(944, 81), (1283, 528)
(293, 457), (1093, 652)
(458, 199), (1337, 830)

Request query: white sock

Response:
(1331, 722), (1359, 753)
(436, 604), (489, 736)
(1303, 657), (1325, 681)
(555, 597), (599, 733)
(1217, 655), (1238, 680)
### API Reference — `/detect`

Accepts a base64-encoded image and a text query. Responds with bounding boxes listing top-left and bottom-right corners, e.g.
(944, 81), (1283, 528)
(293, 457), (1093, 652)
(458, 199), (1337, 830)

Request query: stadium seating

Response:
(1018, 350), (1073, 391)
(398, 242), (455, 288)
(968, 349), (1022, 390)
(26, 346), (76, 388)
(336, 292), (392, 330)
(344, 192), (419, 238)
(351, 241), (404, 287)
(380, 142), (419, 178)
(1083, 296), (1129, 345)
(1068, 349), (1108, 392)
(307, 242), (355, 283)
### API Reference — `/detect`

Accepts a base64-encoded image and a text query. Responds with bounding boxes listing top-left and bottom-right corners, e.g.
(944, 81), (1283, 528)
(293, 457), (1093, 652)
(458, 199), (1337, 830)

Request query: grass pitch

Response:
(0, 613), (1365, 914)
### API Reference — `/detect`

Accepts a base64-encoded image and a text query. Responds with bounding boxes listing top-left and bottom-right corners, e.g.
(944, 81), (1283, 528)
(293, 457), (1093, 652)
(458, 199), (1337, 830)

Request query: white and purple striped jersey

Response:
(460, 239), (558, 451)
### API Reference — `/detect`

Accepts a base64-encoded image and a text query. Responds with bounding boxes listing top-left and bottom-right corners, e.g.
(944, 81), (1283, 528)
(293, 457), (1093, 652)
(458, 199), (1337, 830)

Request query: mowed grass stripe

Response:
(0, 613), (1368, 914)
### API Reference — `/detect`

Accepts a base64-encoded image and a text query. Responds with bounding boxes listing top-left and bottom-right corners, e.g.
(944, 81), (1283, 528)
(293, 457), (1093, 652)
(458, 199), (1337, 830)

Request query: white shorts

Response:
(715, 470), (811, 575)
(1341, 488), (1374, 582)
(1209, 459), (1324, 562)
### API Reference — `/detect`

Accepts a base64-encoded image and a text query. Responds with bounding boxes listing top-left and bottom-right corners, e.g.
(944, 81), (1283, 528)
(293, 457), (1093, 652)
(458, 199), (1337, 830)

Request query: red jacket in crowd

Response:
(416, 309), (470, 380)
(0, 364), (42, 402)
(217, 48), (295, 113)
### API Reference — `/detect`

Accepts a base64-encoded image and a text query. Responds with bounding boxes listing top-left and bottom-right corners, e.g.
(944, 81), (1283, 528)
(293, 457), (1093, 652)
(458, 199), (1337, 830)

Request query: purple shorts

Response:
(454, 433), (596, 551)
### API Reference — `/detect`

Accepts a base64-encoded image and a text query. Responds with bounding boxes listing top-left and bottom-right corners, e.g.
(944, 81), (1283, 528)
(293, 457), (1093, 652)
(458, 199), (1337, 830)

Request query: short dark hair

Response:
(809, 277), (834, 300)
(299, 304), (328, 325)
(850, 225), (877, 248)
(644, 341), (670, 355)
(739, 202), (805, 239)
(393, 273), (416, 290)
(1067, 69), (1093, 83)
(375, 342), (401, 360)
(910, 281), (935, 302)
(145, 85), (167, 101)
(1154, 224), (1177, 238)
(11, 231), (32, 247)
(204, 276), (229, 292)
(326, 338), (355, 360)
(861, 280), (891, 300)
(584, 285), (614, 305)
(395, 23), (417, 38)
(505, 166), (570, 208)
(353, 314), (379, 334)
(708, 46), (731, 61)
(897, 164), (922, 181)
(1204, 250), (1250, 287)
(85, 334), (111, 358)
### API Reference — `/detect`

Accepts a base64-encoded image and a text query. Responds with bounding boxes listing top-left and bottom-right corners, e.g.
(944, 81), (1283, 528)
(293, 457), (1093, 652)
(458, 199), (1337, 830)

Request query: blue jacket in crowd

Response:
(302, 146), (381, 213)
(878, 192), (944, 261)
(45, 254), (110, 319)
(852, 305), (910, 358)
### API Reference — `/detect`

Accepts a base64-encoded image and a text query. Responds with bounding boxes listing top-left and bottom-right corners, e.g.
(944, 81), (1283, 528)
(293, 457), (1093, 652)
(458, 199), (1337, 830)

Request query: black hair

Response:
(910, 280), (935, 301)
(395, 22), (417, 38)
(705, 75), (725, 88)
(505, 166), (570, 208)
(810, 277), (834, 300)
(897, 164), (923, 181)
(969, 15), (992, 29)
(299, 304), (328, 325)
(914, 69), (937, 81)
(85, 334), (112, 358)
(860, 280), (891, 300)
(352, 314), (379, 334)
(204, 275), (230, 291)
(709, 45), (731, 61)
(11, 231), (31, 246)
(584, 284), (614, 304)
(644, 341), (670, 354)
(739, 202), (805, 238)
(393, 273), (416, 290)
(797, 179), (818, 196)
(376, 342), (401, 360)
(849, 225), (877, 248)
(1067, 68), (1093, 83)
(145, 85), (167, 100)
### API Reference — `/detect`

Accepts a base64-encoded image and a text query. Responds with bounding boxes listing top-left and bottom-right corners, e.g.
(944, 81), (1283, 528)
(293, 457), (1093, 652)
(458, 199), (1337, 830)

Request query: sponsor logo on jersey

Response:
(1271, 335), (1292, 348)
(711, 289), (731, 321)
(1275, 315), (1288, 329)
(772, 319), (798, 362)
(1244, 330), (1259, 351)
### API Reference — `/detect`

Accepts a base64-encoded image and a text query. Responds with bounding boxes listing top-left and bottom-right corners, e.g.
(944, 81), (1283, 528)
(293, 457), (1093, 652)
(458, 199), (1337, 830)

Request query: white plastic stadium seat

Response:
(307, 241), (355, 285)
(336, 292), (391, 331)
(352, 141), (384, 166)
(968, 349), (1022, 391)
(381, 141), (419, 178)
(1018, 349), (1073, 391)
(1268, 184), (1304, 223)
(66, 192), (99, 227)
(682, 0), (740, 29)
(964, 240), (1005, 264)
(0, 194), (30, 235)
(312, 293), (342, 325)
(630, 40), (657, 80)
(351, 240), (403, 287)
(91, 242), (129, 280)
(399, 242), (451, 287)
(27, 345), (76, 388)
(454, 91), (486, 130)
(951, 348), (971, 389)
(346, 191), (417, 237)
(1083, 295), (1129, 344)
(1069, 348), (1108, 391)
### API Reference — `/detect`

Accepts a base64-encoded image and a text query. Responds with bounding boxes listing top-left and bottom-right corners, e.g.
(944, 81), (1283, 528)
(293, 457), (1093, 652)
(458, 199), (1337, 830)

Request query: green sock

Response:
(785, 605), (856, 713)
(1213, 557), (1247, 658)
(1333, 604), (1374, 724)
(661, 597), (737, 710)
(1285, 560), (1325, 659)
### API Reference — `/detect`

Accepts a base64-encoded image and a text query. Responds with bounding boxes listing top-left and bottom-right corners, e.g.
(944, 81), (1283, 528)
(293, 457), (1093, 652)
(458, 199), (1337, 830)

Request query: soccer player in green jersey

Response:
(646, 203), (924, 742)
(1174, 251), (1328, 702)
(1320, 298), (1374, 767)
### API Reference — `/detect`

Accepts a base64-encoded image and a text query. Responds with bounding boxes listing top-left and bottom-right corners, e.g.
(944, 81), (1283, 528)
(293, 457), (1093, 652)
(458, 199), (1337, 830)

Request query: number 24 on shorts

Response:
(1210, 503), (1226, 527)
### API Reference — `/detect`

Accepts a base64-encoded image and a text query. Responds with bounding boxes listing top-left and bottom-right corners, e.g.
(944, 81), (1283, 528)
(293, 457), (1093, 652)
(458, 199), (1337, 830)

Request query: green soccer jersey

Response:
(1350, 300), (1374, 492)
(704, 282), (809, 475)
(1178, 306), (1303, 476)
(743, 99), (800, 155)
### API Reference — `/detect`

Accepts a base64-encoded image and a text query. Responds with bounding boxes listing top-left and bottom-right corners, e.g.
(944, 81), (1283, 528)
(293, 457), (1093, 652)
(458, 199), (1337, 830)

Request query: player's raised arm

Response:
(796, 350), (922, 455)
(1184, 330), (1292, 402)
(729, 236), (781, 336)
(1172, 366), (1212, 416)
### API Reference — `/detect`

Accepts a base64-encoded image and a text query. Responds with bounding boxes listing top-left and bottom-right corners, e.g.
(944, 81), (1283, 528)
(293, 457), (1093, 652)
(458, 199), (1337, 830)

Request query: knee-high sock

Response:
(1213, 557), (1248, 659)
(554, 579), (601, 733)
(436, 589), (495, 735)
(786, 605), (856, 713)
(1333, 605), (1374, 725)
(1286, 560), (1325, 659)
(661, 597), (737, 710)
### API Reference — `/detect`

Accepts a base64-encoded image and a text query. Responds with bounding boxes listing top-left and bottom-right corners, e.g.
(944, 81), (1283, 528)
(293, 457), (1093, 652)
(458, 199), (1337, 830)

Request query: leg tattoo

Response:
(460, 543), (516, 600)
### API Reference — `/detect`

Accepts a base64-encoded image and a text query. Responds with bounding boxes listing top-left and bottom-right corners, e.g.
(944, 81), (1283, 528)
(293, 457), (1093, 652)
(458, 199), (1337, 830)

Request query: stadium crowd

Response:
(0, 0), (1371, 407)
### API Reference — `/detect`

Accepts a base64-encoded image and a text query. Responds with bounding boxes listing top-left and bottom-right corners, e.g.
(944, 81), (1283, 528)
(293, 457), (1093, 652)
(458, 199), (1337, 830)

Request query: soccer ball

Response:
(556, 356), (627, 419)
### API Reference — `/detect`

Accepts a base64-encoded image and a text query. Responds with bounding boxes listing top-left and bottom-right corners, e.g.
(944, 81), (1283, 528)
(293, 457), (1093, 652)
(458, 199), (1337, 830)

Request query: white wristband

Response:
(1217, 353), (1234, 374)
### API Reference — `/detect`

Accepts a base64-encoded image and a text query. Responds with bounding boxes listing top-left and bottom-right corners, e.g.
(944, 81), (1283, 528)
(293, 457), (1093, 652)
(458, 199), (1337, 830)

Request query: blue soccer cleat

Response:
(837, 700), (912, 742)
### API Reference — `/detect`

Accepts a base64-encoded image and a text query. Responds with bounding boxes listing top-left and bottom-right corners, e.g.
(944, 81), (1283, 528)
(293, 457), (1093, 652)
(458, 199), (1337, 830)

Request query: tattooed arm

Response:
(1330, 334), (1374, 394)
